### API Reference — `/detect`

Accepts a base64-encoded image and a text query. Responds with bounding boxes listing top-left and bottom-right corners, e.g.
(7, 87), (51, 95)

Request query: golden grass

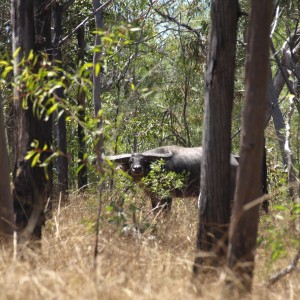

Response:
(0, 192), (299, 300)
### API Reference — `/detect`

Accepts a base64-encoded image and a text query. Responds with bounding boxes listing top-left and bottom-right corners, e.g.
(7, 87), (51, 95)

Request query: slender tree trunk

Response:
(262, 138), (269, 213)
(0, 92), (14, 242)
(92, 0), (104, 172)
(179, 28), (191, 147)
(269, 40), (300, 188)
(53, 1), (68, 198)
(268, 73), (287, 165)
(35, 0), (54, 215)
(77, 25), (88, 190)
(194, 0), (239, 273)
(226, 0), (272, 293)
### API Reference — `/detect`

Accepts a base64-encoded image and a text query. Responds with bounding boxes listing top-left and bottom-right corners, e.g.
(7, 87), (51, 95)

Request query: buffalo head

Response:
(105, 150), (173, 180)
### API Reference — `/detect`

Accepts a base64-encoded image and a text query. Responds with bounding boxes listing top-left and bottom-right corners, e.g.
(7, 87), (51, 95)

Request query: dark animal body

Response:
(106, 146), (239, 212)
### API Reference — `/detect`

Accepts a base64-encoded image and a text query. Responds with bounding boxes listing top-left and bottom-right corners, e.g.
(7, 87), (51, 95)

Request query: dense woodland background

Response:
(0, 0), (300, 298)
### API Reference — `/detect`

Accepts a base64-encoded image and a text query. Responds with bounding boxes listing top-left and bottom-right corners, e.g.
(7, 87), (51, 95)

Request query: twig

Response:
(267, 246), (300, 286)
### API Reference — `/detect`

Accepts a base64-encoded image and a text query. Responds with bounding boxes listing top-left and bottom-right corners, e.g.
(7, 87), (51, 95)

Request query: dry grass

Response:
(0, 191), (299, 300)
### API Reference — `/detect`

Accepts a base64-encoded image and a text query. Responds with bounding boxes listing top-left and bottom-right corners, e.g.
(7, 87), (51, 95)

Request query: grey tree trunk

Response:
(194, 0), (239, 273)
(269, 40), (300, 188)
(227, 0), (272, 293)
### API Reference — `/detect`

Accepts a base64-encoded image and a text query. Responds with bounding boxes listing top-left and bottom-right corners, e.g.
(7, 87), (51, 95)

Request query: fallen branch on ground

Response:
(267, 245), (300, 286)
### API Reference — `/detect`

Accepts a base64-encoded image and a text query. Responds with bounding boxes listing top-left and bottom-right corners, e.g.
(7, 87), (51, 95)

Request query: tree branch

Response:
(267, 246), (300, 286)
(152, 6), (206, 54)
(270, 39), (300, 113)
(56, 0), (114, 47)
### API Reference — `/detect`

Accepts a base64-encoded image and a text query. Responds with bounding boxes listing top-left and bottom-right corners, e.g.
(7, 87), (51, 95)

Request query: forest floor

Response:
(0, 190), (299, 300)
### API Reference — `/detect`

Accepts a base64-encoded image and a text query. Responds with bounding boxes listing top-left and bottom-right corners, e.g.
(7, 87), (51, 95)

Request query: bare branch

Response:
(270, 39), (300, 113)
(152, 6), (206, 54)
(56, 0), (114, 47)
(267, 246), (300, 286)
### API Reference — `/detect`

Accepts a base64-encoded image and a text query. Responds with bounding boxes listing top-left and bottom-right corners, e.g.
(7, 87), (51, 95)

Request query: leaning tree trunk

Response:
(226, 0), (272, 293)
(0, 92), (14, 243)
(194, 0), (239, 274)
(269, 39), (300, 193)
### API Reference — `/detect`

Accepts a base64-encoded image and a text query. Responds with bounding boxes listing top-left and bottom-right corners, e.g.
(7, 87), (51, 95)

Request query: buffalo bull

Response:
(106, 146), (239, 212)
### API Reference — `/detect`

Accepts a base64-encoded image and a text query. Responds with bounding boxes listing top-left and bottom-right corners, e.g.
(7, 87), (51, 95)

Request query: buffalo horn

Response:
(104, 153), (132, 163)
(142, 151), (173, 160)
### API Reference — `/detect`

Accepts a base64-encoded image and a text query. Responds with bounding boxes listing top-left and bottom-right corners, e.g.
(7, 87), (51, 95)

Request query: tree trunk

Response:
(92, 0), (104, 172)
(268, 72), (287, 165)
(194, 0), (239, 273)
(35, 0), (54, 210)
(53, 1), (69, 198)
(0, 92), (14, 242)
(269, 40), (300, 188)
(77, 25), (88, 190)
(12, 0), (52, 242)
(226, 0), (272, 293)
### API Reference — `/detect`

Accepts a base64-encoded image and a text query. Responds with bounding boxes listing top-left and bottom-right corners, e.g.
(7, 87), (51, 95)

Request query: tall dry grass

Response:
(0, 191), (299, 300)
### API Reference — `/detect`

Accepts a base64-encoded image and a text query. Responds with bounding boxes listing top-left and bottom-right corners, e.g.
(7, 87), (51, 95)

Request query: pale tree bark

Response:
(226, 0), (272, 293)
(0, 92), (14, 243)
(269, 37), (300, 192)
(194, 0), (239, 273)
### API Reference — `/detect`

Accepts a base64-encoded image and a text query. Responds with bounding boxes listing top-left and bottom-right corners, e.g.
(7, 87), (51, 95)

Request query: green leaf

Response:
(49, 84), (64, 94)
(47, 102), (59, 115)
(25, 151), (37, 160)
(79, 63), (94, 76)
(13, 47), (21, 58)
(0, 61), (9, 66)
(47, 71), (57, 78)
(2, 66), (13, 78)
(31, 153), (40, 167)
(28, 50), (34, 61)
(95, 63), (101, 76)
(273, 205), (287, 211)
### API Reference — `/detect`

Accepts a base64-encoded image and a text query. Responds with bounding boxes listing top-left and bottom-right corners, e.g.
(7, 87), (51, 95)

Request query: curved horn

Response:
(104, 153), (132, 164)
(142, 150), (173, 160)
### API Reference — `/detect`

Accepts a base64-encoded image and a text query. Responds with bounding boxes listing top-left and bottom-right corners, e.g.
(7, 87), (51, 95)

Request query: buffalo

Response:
(105, 145), (239, 213)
